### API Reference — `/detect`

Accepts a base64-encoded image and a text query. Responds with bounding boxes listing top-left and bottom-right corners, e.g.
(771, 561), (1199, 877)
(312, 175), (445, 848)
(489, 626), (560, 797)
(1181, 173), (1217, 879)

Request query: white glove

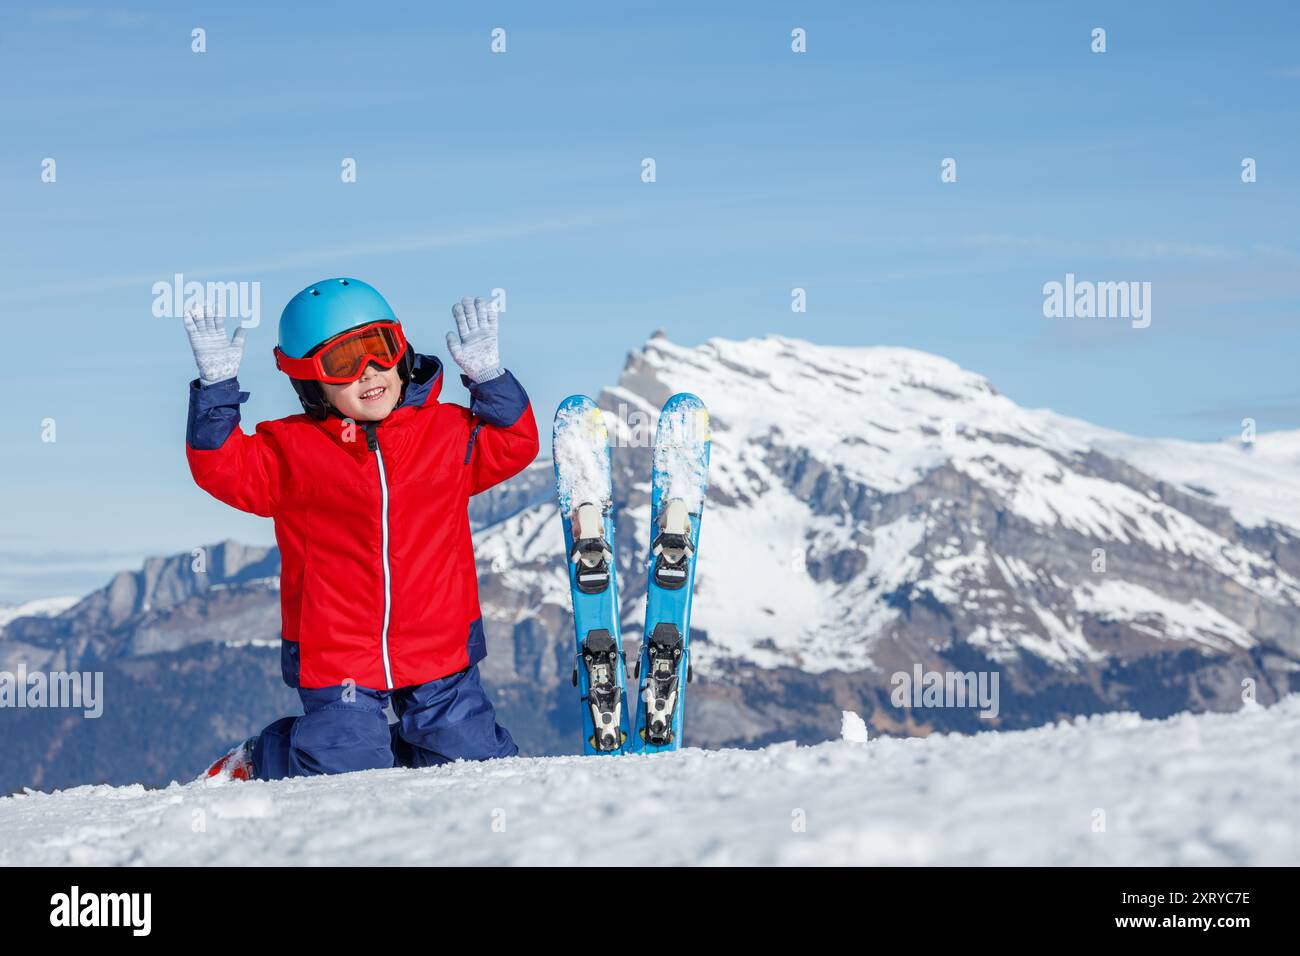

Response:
(184, 303), (246, 387)
(446, 296), (505, 383)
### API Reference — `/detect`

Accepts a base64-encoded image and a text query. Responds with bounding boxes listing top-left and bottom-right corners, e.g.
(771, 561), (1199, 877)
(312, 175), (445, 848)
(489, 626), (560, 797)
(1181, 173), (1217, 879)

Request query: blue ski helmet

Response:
(276, 277), (413, 419)
(277, 277), (399, 359)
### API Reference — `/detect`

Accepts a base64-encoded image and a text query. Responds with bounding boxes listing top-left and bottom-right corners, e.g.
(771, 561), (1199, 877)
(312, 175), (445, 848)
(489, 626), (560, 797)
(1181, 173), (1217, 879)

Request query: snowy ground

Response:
(2, 698), (1297, 866)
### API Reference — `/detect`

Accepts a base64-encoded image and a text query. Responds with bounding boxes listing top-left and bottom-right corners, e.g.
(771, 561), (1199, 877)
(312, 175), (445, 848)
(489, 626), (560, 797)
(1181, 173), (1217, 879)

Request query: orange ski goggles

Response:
(274, 322), (408, 384)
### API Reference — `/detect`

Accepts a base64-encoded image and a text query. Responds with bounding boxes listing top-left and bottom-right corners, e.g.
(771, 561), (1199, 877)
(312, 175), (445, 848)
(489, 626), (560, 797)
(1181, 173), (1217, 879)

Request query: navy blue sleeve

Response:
(462, 370), (528, 428)
(187, 377), (249, 450)
(463, 370), (539, 495)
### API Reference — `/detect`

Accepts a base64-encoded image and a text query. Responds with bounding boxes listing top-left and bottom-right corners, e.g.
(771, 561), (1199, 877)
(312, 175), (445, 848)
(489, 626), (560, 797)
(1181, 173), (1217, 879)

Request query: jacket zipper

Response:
(365, 423), (395, 690)
(464, 421), (483, 465)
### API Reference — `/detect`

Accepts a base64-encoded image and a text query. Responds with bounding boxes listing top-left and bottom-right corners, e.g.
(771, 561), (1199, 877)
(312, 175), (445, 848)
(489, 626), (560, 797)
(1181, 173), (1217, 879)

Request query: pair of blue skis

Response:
(552, 393), (711, 755)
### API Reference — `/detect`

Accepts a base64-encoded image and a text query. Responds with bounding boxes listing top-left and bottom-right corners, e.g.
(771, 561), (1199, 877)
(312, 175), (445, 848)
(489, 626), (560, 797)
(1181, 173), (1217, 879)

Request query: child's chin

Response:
(351, 398), (398, 421)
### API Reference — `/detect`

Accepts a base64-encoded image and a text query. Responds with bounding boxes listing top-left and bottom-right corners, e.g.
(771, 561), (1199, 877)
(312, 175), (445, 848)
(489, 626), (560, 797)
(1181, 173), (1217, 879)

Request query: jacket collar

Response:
(399, 353), (444, 409)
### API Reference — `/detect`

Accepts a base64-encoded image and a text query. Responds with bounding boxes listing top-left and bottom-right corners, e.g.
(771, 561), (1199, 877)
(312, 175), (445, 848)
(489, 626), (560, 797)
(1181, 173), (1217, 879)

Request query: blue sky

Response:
(1, 1), (1298, 600)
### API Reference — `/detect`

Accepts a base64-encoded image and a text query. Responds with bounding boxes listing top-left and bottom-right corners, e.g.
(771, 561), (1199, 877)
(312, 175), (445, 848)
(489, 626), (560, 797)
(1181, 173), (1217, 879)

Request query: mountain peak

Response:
(618, 332), (1300, 533)
(580, 331), (1300, 689)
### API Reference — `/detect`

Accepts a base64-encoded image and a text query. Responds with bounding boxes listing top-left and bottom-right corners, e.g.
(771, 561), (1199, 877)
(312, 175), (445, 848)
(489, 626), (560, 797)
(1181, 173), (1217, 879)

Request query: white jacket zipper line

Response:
(374, 441), (395, 690)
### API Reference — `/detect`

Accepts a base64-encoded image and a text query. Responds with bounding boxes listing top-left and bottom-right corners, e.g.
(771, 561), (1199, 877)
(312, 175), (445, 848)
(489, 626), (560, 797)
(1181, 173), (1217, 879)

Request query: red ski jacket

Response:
(185, 354), (538, 690)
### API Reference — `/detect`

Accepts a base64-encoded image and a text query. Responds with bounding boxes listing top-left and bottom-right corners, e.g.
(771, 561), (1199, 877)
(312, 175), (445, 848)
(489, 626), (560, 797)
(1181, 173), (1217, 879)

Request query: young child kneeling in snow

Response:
(184, 278), (537, 780)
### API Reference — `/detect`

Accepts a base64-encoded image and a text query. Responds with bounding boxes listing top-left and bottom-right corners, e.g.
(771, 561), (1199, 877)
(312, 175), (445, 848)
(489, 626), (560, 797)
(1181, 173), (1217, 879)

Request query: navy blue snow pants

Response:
(251, 664), (518, 780)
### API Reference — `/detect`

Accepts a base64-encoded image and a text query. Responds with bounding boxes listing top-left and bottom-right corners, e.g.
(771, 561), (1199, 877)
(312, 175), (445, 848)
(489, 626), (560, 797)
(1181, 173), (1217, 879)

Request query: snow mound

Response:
(2, 695), (1295, 866)
(840, 710), (869, 743)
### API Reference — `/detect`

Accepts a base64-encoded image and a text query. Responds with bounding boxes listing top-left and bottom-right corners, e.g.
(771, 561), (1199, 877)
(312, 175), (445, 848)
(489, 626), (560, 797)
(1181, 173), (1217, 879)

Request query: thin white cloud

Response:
(7, 186), (811, 303)
(954, 233), (1295, 262)
(6, 210), (628, 302)
(34, 7), (147, 24)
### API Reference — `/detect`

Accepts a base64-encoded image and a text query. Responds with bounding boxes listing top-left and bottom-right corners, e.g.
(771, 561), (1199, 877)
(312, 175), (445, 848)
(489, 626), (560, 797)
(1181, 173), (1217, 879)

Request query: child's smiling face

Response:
(320, 362), (403, 422)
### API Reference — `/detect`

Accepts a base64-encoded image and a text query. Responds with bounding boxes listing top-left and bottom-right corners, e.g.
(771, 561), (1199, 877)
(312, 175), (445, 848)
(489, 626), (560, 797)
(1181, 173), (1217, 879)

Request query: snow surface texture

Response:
(652, 398), (710, 512)
(1083, 427), (1300, 533)
(3, 695), (1296, 866)
(552, 400), (611, 513)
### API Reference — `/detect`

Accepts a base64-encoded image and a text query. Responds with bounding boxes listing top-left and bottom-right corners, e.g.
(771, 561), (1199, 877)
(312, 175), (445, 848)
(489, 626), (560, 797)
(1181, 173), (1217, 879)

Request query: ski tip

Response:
(663, 392), (705, 409)
(656, 394), (711, 448)
(553, 396), (610, 445)
(558, 394), (595, 407)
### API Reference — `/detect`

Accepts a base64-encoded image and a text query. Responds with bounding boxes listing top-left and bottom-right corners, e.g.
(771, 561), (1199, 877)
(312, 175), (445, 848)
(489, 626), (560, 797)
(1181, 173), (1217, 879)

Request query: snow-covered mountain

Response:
(3, 695), (1295, 865)
(0, 596), (79, 633)
(473, 333), (1300, 741)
